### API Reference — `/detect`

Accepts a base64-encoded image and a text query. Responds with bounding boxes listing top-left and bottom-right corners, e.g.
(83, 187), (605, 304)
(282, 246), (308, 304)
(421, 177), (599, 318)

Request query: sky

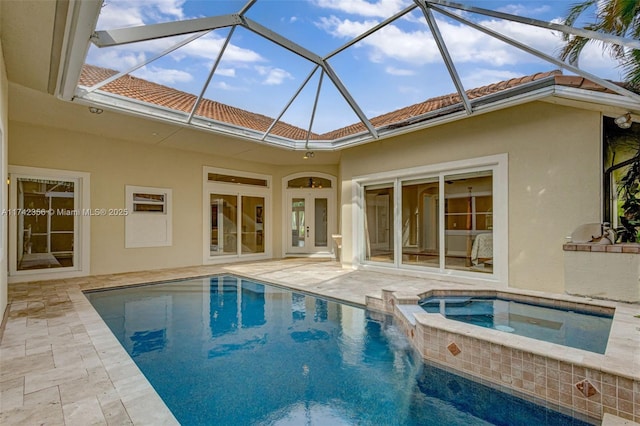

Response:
(86, 0), (622, 134)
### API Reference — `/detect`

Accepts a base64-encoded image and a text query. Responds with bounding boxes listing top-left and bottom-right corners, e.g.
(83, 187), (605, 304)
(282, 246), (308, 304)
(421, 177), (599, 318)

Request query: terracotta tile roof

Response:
(78, 65), (618, 142)
(319, 70), (564, 140)
(79, 65), (316, 140)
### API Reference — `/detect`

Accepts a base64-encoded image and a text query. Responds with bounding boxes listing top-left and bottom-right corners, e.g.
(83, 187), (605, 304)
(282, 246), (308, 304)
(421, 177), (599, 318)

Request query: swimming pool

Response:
(418, 296), (613, 354)
(86, 276), (595, 425)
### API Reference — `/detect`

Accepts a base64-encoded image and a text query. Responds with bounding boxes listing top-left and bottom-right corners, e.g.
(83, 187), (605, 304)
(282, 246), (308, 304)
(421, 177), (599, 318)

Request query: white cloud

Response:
(462, 68), (523, 88)
(213, 81), (248, 91)
(147, 0), (186, 19)
(573, 43), (626, 81)
(87, 33), (263, 77)
(317, 13), (567, 67)
(215, 68), (236, 77)
(133, 66), (193, 85)
(386, 66), (414, 76)
(93, 0), (264, 82)
(181, 35), (265, 63)
(317, 17), (440, 64)
(312, 0), (410, 18)
(255, 66), (294, 85)
(98, 0), (186, 29)
(88, 48), (147, 71)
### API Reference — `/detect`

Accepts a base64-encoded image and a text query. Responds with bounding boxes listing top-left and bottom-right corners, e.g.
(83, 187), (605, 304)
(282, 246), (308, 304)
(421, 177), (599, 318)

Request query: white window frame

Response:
(353, 154), (508, 286)
(203, 166), (272, 264)
(8, 166), (91, 282)
(125, 185), (172, 248)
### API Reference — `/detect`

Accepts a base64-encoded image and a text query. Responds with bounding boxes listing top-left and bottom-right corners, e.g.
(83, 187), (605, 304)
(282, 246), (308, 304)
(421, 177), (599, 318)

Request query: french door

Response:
(287, 191), (332, 255)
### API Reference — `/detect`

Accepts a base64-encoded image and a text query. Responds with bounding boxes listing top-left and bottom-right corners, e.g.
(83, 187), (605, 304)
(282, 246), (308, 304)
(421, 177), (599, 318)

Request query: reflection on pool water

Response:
(86, 276), (595, 425)
(419, 296), (613, 354)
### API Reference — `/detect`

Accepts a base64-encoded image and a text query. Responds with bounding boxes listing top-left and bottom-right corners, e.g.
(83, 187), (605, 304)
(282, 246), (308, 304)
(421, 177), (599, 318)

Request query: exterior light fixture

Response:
(303, 151), (314, 159)
(88, 106), (104, 114)
(614, 113), (632, 129)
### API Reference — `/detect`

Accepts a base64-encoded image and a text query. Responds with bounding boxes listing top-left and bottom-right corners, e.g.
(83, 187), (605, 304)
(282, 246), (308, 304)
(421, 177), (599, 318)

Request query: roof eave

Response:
(551, 86), (640, 112)
(329, 76), (559, 149)
(76, 88), (313, 149)
(74, 76), (639, 152)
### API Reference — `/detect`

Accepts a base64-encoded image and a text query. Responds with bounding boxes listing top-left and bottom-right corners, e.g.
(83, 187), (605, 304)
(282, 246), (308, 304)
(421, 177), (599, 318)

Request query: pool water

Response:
(419, 296), (613, 354)
(86, 276), (594, 425)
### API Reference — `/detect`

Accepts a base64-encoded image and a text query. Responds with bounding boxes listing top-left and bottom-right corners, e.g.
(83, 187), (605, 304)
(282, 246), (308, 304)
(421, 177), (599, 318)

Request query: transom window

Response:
(208, 173), (269, 188)
(287, 176), (332, 189)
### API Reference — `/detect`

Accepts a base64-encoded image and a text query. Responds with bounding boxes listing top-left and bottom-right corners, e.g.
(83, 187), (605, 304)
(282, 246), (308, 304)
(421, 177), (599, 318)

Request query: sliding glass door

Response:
(401, 177), (439, 268)
(364, 184), (394, 263)
(444, 172), (493, 273)
(359, 156), (504, 279)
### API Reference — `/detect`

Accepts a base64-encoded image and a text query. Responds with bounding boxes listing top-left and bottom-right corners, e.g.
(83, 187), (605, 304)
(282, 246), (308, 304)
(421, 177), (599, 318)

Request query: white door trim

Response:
(282, 172), (337, 258)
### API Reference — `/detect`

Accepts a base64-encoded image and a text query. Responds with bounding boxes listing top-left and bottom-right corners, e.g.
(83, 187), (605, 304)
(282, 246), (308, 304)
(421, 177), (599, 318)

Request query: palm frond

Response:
(559, 0), (640, 88)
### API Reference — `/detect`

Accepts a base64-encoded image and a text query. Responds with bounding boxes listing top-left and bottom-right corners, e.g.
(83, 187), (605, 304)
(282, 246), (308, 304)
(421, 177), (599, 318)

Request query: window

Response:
(132, 193), (166, 213)
(287, 176), (332, 189)
(208, 173), (268, 187)
(356, 155), (506, 282)
(9, 166), (90, 280)
(125, 185), (172, 248)
(204, 167), (271, 262)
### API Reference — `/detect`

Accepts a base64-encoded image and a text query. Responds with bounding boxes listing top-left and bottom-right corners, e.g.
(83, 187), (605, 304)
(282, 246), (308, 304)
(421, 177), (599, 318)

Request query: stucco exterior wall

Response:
(339, 101), (602, 293)
(8, 121), (337, 277)
(0, 39), (8, 317)
(564, 248), (640, 302)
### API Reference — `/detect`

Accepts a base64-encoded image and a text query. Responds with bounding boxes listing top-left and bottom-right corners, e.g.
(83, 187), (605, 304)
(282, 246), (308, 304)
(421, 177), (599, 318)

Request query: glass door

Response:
(15, 176), (77, 271)
(209, 193), (266, 257)
(288, 193), (330, 254)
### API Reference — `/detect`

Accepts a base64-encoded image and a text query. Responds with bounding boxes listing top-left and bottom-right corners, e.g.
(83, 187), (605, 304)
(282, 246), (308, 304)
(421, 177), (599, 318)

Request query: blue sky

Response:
(87, 0), (620, 133)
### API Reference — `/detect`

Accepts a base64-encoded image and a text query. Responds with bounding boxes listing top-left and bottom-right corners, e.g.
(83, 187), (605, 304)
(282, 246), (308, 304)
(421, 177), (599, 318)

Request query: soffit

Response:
(0, 0), (61, 92)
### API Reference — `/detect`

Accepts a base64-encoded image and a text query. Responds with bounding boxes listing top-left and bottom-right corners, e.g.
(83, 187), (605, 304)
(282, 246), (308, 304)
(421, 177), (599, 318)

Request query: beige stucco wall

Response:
(8, 121), (337, 276)
(339, 101), (602, 293)
(564, 250), (640, 302)
(8, 94), (603, 294)
(0, 39), (8, 316)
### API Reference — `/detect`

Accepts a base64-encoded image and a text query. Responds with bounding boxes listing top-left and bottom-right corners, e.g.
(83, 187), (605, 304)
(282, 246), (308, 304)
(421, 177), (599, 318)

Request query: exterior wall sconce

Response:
(88, 106), (104, 114)
(614, 113), (632, 129)
(303, 151), (314, 159)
